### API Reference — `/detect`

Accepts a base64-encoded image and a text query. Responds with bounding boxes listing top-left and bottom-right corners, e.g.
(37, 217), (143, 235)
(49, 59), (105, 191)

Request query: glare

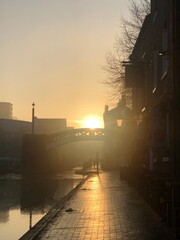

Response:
(83, 116), (103, 129)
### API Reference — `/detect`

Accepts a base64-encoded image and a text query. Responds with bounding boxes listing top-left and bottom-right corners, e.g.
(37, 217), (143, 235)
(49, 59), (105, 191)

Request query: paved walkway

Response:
(33, 171), (172, 240)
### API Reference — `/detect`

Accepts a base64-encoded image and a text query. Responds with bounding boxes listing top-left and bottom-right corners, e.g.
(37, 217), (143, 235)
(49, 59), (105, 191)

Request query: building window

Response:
(165, 112), (170, 147)
(161, 21), (168, 77)
(152, 0), (158, 23)
(153, 48), (158, 91)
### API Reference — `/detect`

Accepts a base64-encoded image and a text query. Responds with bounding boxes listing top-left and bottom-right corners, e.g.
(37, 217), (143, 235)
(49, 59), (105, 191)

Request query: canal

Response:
(0, 170), (83, 240)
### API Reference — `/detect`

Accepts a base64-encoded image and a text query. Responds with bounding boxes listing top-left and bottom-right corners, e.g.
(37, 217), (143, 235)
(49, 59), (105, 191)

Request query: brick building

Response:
(123, 0), (180, 236)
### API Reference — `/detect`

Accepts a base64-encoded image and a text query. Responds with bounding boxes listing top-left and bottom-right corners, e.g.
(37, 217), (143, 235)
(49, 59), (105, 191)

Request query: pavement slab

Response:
(26, 171), (173, 240)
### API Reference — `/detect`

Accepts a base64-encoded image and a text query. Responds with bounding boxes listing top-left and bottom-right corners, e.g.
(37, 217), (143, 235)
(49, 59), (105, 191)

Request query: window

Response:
(161, 21), (168, 77)
(153, 48), (158, 91)
(152, 0), (158, 23)
(165, 112), (170, 147)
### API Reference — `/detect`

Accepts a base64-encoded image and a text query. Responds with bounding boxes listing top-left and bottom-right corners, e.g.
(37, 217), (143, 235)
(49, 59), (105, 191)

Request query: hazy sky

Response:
(0, 0), (129, 127)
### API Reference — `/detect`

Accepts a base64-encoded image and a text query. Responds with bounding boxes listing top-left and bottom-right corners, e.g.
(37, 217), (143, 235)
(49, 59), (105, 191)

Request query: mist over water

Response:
(0, 140), (103, 239)
(0, 171), (82, 240)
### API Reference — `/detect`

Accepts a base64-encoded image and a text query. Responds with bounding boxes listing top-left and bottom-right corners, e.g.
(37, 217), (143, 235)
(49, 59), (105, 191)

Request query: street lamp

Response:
(32, 102), (35, 134)
(30, 102), (35, 228)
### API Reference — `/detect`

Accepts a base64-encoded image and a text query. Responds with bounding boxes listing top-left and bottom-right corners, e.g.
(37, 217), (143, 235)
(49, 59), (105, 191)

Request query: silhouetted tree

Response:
(102, 0), (150, 106)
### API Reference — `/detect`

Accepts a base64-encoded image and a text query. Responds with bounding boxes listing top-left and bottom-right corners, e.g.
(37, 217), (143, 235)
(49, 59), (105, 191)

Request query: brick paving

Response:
(34, 171), (172, 240)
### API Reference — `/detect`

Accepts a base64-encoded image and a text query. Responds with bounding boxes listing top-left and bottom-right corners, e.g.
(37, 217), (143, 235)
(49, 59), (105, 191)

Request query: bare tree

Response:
(102, 0), (150, 105)
(119, 0), (150, 55)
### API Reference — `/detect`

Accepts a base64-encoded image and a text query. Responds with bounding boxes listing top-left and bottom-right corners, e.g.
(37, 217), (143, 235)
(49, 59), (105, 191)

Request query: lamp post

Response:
(30, 102), (35, 228)
(32, 102), (35, 134)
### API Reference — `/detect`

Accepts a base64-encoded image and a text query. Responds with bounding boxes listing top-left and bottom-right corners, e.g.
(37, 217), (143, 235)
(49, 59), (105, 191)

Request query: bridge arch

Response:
(46, 128), (105, 150)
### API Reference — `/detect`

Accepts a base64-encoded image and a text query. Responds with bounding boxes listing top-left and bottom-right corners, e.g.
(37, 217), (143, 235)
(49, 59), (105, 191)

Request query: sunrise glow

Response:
(82, 116), (103, 129)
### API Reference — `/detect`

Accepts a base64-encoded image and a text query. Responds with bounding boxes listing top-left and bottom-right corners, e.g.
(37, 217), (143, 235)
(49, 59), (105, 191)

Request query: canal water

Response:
(0, 170), (83, 240)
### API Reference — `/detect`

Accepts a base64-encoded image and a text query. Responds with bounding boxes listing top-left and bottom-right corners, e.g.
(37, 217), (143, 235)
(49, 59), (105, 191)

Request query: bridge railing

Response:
(46, 128), (105, 150)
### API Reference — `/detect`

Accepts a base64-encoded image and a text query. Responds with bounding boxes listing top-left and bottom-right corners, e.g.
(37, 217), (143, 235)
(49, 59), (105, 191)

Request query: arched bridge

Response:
(22, 128), (105, 172)
(46, 128), (105, 150)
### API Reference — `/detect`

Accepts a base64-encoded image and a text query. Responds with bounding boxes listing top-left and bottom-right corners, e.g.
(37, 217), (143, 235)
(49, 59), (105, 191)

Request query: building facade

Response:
(0, 119), (31, 159)
(34, 117), (67, 134)
(123, 0), (180, 236)
(0, 102), (13, 119)
(103, 99), (134, 170)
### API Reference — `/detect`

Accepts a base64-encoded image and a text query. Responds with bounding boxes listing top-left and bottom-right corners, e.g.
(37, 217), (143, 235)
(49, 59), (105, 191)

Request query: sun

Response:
(82, 116), (103, 129)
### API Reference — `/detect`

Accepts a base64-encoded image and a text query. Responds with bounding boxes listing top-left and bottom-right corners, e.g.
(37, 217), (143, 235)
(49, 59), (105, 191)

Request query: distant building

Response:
(34, 117), (67, 134)
(103, 98), (133, 129)
(0, 119), (31, 160)
(0, 102), (13, 119)
(0, 119), (31, 133)
(103, 99), (133, 170)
